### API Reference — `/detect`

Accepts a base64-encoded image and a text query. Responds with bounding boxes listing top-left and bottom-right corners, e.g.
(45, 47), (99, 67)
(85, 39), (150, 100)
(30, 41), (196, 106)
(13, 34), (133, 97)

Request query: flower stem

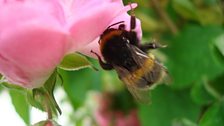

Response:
(150, 0), (179, 35)
(44, 93), (53, 120)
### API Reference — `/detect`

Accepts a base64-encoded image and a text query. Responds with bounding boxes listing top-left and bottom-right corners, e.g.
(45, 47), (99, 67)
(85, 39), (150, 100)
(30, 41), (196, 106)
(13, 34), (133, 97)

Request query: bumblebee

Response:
(91, 8), (168, 103)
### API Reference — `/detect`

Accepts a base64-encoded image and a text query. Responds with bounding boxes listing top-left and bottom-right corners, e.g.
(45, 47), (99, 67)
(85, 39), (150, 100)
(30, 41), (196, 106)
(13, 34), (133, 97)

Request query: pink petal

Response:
(78, 4), (142, 58)
(67, 0), (138, 52)
(0, 0), (65, 25)
(0, 1), (68, 88)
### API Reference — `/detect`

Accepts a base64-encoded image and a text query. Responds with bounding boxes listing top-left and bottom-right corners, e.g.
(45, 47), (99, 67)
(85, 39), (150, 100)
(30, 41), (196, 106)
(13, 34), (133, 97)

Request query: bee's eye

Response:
(122, 37), (130, 43)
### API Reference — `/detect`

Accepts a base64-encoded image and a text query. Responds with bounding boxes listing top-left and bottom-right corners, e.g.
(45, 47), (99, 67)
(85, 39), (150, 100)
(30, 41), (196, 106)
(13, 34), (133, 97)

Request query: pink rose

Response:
(95, 93), (141, 126)
(0, 0), (142, 88)
(0, 0), (69, 88)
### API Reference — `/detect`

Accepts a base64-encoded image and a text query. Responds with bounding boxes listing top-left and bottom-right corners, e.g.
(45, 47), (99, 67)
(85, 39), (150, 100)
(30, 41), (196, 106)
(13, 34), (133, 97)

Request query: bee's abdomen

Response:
(122, 58), (162, 88)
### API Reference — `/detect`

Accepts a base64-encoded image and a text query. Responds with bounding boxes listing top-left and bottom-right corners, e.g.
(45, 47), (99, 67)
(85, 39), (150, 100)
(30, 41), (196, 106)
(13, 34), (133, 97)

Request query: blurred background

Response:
(0, 0), (224, 126)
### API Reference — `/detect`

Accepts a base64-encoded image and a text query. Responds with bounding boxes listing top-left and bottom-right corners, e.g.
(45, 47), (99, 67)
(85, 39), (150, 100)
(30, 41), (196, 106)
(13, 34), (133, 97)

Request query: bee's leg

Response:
(129, 3), (136, 31)
(90, 50), (113, 70)
(124, 3), (139, 46)
(139, 42), (167, 52)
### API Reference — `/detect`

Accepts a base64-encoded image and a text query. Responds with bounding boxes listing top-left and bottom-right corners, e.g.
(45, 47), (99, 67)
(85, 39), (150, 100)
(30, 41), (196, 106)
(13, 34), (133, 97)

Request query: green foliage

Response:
(58, 58), (125, 108)
(172, 0), (198, 20)
(164, 25), (224, 89)
(9, 89), (30, 125)
(0, 74), (3, 93)
(215, 34), (224, 56)
(42, 70), (62, 115)
(124, 1), (224, 126)
(172, 118), (198, 126)
(172, 0), (223, 25)
(209, 73), (224, 97)
(26, 89), (44, 111)
(139, 86), (201, 126)
(59, 65), (103, 108)
(58, 53), (94, 71)
(199, 100), (224, 126)
(0, 85), (2, 93)
(190, 80), (214, 105)
(1, 81), (25, 91)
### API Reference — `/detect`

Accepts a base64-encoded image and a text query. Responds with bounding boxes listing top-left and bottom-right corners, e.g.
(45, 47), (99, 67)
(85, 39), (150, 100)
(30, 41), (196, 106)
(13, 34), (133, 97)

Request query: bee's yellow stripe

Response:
(123, 57), (155, 85)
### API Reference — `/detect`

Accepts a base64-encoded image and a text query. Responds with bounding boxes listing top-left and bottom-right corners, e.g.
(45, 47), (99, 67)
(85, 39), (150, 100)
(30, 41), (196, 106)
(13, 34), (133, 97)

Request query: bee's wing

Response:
(113, 44), (170, 103)
(113, 45), (152, 103)
(129, 44), (171, 86)
(127, 84), (151, 104)
(114, 65), (152, 103)
(154, 60), (172, 85)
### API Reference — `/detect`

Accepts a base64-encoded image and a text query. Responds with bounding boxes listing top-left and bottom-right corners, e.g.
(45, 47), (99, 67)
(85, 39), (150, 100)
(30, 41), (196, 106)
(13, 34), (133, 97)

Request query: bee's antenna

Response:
(129, 2), (135, 16)
(129, 3), (136, 31)
(106, 21), (125, 30)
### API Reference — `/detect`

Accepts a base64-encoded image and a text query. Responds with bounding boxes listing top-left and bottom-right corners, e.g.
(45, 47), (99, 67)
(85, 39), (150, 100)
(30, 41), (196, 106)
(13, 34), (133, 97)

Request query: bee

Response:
(91, 6), (169, 103)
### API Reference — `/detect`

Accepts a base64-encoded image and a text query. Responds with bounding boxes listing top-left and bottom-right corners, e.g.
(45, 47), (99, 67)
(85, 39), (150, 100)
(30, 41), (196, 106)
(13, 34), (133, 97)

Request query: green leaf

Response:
(0, 74), (3, 93)
(203, 0), (220, 5)
(197, 7), (223, 25)
(1, 81), (25, 91)
(9, 89), (30, 125)
(27, 90), (44, 111)
(58, 53), (93, 71)
(101, 70), (124, 92)
(191, 80), (214, 105)
(59, 67), (102, 108)
(199, 101), (224, 126)
(0, 75), (26, 91)
(0, 74), (2, 90)
(27, 70), (61, 116)
(215, 34), (224, 56)
(172, 0), (198, 20)
(209, 73), (224, 97)
(173, 118), (197, 126)
(138, 85), (201, 126)
(42, 70), (61, 115)
(0, 85), (3, 93)
(1, 79), (29, 123)
(164, 25), (224, 89)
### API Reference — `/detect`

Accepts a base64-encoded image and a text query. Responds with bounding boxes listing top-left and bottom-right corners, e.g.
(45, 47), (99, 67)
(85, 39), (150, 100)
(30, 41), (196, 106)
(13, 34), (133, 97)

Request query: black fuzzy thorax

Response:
(101, 34), (139, 72)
